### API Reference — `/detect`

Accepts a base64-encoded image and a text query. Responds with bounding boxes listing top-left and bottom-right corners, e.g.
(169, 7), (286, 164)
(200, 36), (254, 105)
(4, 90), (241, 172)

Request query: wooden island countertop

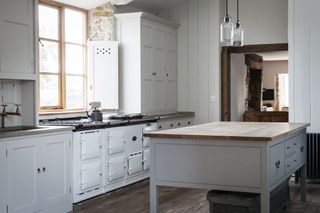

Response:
(143, 122), (310, 141)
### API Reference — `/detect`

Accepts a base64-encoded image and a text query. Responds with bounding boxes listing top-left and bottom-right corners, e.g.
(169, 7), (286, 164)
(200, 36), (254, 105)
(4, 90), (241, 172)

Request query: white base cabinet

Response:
(5, 132), (72, 213)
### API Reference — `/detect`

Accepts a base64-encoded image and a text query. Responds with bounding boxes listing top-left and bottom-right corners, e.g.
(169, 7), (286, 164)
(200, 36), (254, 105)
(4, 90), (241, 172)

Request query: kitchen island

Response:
(144, 122), (309, 213)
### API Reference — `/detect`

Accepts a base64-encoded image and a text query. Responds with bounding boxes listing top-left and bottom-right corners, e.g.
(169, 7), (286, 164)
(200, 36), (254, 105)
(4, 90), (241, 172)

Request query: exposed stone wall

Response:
(88, 2), (115, 41)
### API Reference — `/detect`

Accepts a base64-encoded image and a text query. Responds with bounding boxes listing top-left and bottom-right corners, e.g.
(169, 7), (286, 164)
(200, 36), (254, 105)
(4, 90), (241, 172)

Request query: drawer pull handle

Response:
(42, 167), (46, 173)
(170, 124), (173, 127)
(294, 143), (297, 145)
(178, 123), (181, 126)
(132, 136), (137, 141)
(37, 168), (41, 174)
(300, 146), (305, 152)
(287, 165), (290, 168)
(188, 122), (191, 125)
(287, 147), (290, 149)
(294, 160), (297, 162)
(159, 125), (162, 129)
(275, 160), (281, 168)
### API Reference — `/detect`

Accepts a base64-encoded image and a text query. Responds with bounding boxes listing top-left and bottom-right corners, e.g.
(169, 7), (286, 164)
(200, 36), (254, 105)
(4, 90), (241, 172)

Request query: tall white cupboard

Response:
(115, 12), (178, 115)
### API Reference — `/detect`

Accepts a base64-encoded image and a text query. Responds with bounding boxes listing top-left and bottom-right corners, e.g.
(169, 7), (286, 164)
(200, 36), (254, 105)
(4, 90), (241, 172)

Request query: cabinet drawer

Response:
(269, 143), (285, 185)
(285, 137), (297, 156)
(285, 153), (298, 175)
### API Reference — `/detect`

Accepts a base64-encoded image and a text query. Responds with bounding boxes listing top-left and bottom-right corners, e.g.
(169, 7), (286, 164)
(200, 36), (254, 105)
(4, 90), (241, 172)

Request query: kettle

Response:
(86, 102), (103, 122)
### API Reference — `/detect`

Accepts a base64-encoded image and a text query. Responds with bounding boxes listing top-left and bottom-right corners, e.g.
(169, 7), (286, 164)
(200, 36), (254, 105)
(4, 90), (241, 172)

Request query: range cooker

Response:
(41, 114), (159, 131)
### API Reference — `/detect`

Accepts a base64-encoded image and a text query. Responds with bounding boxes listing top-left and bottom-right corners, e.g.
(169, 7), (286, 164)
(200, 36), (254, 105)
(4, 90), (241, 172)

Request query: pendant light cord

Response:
(226, 0), (228, 17)
(237, 0), (239, 22)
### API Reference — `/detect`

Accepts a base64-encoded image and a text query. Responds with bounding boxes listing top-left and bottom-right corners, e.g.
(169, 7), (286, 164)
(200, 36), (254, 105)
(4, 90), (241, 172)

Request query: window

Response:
(276, 73), (289, 110)
(38, 2), (87, 111)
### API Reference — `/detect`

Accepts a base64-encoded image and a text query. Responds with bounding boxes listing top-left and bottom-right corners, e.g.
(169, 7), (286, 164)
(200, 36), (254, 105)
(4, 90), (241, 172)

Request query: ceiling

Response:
(52, 0), (180, 12)
(53, 0), (110, 9)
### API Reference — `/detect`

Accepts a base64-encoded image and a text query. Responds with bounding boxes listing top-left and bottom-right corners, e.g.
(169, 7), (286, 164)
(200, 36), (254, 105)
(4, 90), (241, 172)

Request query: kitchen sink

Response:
(0, 126), (46, 132)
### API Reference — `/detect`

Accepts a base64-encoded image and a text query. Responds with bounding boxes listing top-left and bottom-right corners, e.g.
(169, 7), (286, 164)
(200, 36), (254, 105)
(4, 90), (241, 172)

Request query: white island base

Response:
(144, 122), (309, 213)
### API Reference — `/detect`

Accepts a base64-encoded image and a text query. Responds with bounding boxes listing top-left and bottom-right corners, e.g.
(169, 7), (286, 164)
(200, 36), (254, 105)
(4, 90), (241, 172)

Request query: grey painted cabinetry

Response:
(0, 0), (35, 78)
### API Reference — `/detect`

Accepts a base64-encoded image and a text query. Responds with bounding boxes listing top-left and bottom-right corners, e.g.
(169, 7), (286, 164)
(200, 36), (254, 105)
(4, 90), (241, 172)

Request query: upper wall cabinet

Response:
(0, 0), (36, 80)
(115, 12), (178, 115)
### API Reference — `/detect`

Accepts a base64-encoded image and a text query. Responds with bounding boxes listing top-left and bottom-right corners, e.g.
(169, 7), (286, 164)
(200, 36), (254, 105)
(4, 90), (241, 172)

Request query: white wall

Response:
(162, 0), (221, 124)
(162, 0), (288, 124)
(230, 54), (247, 121)
(263, 61), (288, 89)
(289, 0), (319, 132)
(225, 0), (288, 45)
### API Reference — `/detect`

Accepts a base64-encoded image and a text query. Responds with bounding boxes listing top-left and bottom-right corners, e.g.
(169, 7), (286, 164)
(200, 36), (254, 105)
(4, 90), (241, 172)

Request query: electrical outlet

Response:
(210, 96), (217, 102)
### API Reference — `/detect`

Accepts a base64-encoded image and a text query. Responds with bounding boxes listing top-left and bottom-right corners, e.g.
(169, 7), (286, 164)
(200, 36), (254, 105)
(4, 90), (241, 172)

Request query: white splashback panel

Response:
(0, 80), (22, 127)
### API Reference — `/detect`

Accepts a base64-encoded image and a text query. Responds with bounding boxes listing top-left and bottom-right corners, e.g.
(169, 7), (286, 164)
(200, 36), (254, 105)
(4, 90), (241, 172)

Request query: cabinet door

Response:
(0, 0), (34, 74)
(7, 139), (41, 213)
(40, 134), (72, 210)
(108, 127), (125, 154)
(125, 125), (143, 154)
(127, 152), (143, 175)
(79, 130), (102, 160)
(164, 81), (177, 112)
(108, 155), (126, 182)
(269, 143), (285, 185)
(0, 143), (6, 213)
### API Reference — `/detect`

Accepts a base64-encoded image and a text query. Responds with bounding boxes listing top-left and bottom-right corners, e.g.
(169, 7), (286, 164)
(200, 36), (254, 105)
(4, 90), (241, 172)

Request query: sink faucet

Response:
(0, 104), (22, 128)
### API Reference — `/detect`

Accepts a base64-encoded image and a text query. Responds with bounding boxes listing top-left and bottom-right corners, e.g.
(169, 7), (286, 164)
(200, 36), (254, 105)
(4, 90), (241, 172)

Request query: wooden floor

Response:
(73, 179), (320, 213)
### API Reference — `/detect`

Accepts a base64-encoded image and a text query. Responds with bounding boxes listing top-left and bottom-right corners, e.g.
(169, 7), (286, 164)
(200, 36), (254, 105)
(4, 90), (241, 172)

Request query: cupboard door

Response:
(7, 139), (41, 213)
(79, 131), (102, 160)
(108, 127), (125, 155)
(269, 143), (285, 185)
(108, 155), (126, 182)
(80, 161), (103, 191)
(127, 152), (143, 175)
(0, 20), (34, 74)
(164, 81), (177, 112)
(40, 134), (72, 209)
(0, 143), (6, 213)
(0, 0), (33, 24)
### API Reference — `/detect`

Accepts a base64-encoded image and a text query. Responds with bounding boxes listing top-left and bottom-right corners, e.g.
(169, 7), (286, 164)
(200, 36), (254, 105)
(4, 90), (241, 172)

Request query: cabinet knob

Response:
(159, 125), (162, 129)
(188, 121), (191, 125)
(170, 124), (173, 127)
(132, 136), (137, 141)
(37, 168), (41, 174)
(275, 160), (281, 168)
(178, 123), (181, 126)
(286, 147), (290, 149)
(166, 73), (169, 77)
(300, 146), (305, 152)
(42, 167), (46, 173)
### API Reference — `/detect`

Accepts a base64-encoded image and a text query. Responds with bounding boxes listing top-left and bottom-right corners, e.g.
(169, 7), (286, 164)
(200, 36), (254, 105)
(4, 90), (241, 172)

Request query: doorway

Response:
(221, 43), (288, 121)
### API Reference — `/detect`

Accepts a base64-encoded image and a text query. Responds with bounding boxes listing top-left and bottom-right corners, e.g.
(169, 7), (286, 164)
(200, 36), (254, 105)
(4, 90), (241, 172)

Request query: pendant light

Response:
(233, 0), (244, 46)
(220, 0), (234, 46)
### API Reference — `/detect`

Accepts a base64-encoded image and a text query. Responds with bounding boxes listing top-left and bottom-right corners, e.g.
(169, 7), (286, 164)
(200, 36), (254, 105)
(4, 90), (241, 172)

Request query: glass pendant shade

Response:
(220, 16), (234, 46)
(234, 22), (244, 46)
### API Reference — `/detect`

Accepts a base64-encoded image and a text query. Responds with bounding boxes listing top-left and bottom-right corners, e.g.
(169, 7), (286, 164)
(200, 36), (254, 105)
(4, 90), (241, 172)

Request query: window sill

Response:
(39, 109), (117, 120)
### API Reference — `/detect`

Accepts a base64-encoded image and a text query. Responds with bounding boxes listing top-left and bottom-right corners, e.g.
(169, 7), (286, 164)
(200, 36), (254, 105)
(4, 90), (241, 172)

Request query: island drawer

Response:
(285, 137), (297, 157)
(285, 153), (298, 175)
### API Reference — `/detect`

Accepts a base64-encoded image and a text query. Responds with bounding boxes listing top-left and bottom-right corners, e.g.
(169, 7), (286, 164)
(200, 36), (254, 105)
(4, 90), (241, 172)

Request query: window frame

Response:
(39, 0), (88, 112)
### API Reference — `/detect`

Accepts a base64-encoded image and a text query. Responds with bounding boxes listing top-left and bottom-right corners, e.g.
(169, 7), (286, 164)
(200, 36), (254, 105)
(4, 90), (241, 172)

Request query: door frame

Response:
(221, 43), (288, 121)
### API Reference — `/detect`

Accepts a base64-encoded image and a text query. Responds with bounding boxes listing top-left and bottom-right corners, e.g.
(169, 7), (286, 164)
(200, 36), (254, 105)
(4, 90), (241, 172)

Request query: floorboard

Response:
(72, 179), (320, 213)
